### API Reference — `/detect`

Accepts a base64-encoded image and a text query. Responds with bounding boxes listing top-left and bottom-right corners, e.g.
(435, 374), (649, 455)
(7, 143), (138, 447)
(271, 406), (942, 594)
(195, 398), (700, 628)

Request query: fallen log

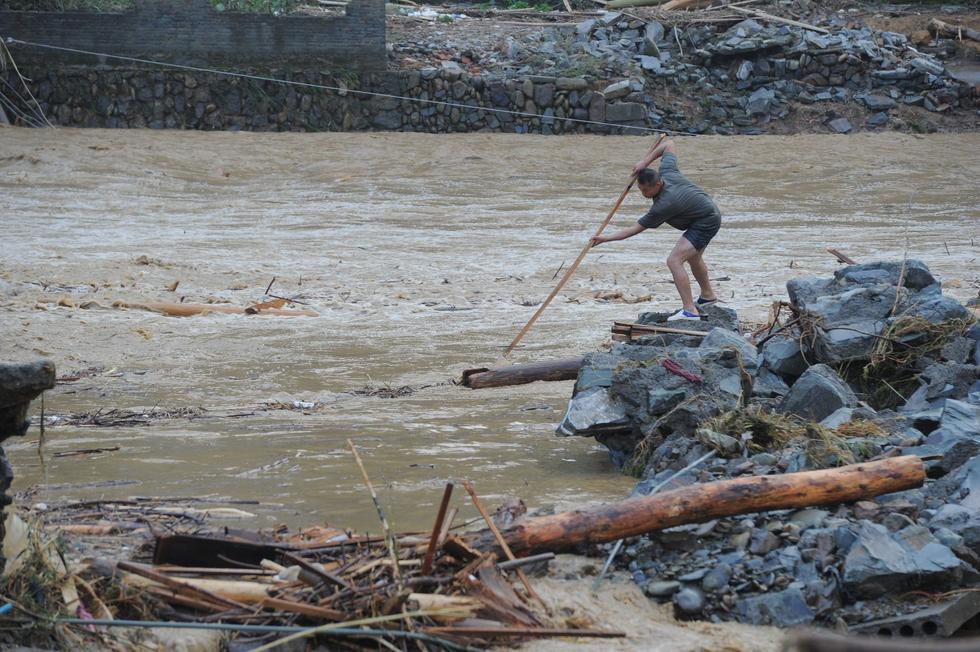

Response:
(112, 300), (318, 318)
(469, 456), (924, 556)
(462, 357), (584, 389)
(929, 17), (980, 43)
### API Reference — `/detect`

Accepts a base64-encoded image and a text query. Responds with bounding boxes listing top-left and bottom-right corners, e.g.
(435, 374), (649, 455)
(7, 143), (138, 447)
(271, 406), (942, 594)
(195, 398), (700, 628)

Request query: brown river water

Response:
(2, 129), (979, 534)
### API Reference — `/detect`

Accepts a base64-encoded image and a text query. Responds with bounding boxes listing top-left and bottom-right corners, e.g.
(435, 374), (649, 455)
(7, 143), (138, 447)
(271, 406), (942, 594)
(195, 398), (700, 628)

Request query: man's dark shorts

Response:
(682, 220), (720, 251)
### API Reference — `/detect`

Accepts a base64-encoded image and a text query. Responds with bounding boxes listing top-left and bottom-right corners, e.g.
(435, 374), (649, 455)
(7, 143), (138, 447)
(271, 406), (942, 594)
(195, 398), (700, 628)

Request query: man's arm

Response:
(632, 139), (677, 176)
(590, 223), (647, 247)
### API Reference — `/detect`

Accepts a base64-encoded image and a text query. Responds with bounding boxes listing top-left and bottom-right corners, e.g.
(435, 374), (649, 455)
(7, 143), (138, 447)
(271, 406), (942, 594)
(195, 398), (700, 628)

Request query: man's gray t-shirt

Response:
(638, 153), (721, 231)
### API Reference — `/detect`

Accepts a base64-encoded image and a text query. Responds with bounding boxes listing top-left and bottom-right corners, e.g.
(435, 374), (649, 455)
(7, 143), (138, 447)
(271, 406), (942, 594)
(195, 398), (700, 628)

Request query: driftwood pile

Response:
(6, 457), (928, 650)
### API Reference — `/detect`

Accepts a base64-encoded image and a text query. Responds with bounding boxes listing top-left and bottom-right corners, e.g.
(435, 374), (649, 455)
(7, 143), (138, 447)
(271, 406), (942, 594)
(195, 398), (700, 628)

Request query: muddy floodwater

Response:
(2, 129), (979, 533)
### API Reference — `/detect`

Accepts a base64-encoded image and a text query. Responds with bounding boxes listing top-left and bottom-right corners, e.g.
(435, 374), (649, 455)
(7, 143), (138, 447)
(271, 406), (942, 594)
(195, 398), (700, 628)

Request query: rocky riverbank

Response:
(4, 2), (978, 134)
(558, 260), (980, 633)
(390, 2), (980, 135)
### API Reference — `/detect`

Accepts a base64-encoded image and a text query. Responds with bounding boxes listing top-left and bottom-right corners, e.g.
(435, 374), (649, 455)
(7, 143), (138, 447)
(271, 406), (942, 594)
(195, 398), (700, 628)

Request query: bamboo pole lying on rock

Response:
(462, 357), (584, 389)
(469, 456), (925, 556)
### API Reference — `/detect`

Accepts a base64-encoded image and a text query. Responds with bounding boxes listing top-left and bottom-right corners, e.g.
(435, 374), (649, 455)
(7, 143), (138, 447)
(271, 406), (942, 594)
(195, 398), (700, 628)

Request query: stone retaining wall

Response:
(4, 65), (630, 134)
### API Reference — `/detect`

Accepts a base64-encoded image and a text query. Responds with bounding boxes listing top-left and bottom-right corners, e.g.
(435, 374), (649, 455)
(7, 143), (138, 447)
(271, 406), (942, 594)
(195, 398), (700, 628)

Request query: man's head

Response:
(636, 168), (664, 198)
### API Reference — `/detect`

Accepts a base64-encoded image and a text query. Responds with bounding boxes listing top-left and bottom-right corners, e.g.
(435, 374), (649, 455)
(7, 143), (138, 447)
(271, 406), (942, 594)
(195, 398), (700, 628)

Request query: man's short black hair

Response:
(636, 168), (660, 186)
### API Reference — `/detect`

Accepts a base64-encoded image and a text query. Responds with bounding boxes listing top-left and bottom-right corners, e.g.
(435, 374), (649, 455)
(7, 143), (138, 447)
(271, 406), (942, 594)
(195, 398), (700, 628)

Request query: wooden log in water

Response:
(469, 456), (925, 556)
(461, 357), (584, 389)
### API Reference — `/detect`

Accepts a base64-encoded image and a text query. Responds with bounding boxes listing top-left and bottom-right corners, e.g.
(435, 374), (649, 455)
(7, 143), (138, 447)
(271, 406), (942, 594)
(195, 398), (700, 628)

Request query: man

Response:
(590, 138), (721, 321)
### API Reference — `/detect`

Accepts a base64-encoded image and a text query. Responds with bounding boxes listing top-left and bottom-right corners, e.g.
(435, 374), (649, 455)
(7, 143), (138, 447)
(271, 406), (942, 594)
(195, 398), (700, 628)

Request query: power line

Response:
(5, 36), (694, 136)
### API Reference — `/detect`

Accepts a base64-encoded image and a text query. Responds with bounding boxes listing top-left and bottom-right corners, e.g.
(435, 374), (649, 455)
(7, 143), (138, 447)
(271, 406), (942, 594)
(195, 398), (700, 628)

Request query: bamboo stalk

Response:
(461, 481), (547, 611)
(117, 561), (251, 610)
(347, 439), (404, 591)
(421, 482), (454, 576)
(502, 134), (665, 358)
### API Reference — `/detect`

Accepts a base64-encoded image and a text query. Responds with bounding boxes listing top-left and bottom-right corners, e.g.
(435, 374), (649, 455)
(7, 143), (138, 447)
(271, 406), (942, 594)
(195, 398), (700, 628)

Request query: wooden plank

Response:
(261, 597), (346, 621)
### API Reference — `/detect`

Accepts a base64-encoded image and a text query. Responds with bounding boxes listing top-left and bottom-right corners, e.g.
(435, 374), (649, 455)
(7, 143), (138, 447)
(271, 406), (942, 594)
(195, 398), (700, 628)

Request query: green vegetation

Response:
(437, 13), (454, 23)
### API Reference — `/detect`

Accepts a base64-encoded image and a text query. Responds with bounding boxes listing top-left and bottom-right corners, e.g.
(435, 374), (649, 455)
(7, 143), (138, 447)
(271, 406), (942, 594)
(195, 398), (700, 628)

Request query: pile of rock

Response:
(558, 260), (980, 633)
(573, 11), (974, 133)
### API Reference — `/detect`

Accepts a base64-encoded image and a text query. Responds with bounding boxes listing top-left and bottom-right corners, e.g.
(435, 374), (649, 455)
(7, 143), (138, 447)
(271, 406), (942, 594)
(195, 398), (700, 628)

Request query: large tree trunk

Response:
(470, 456), (924, 555)
(462, 357), (584, 389)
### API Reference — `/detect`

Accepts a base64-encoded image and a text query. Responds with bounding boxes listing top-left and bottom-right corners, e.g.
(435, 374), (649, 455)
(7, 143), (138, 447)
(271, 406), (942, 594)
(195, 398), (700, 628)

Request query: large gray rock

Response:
(736, 587), (815, 627)
(606, 102), (647, 122)
(842, 522), (973, 598)
(806, 285), (897, 325)
(700, 328), (758, 369)
(1, 360), (56, 442)
(602, 80), (632, 100)
(930, 504), (980, 554)
(904, 400), (980, 476)
(904, 295), (971, 324)
(556, 387), (629, 437)
(781, 364), (858, 421)
(762, 338), (808, 378)
(812, 318), (886, 364)
(786, 277), (836, 311)
(834, 260), (936, 291)
(860, 94), (897, 111)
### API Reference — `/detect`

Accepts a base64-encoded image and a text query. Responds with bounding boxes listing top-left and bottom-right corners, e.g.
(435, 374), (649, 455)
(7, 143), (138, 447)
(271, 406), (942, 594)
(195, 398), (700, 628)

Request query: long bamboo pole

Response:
(501, 134), (665, 359)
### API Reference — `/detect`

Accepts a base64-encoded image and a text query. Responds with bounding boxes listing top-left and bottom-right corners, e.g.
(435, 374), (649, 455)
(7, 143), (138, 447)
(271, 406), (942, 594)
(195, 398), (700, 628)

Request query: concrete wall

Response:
(0, 0), (385, 70)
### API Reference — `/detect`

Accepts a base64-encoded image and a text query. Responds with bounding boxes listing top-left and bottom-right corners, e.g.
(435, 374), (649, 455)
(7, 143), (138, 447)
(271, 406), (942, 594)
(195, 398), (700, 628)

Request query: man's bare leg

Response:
(688, 249), (717, 302)
(666, 237), (700, 314)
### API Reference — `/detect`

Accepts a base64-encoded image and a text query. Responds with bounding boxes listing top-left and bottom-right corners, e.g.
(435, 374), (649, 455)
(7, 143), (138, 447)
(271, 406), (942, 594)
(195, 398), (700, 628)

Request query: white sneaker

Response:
(667, 309), (700, 321)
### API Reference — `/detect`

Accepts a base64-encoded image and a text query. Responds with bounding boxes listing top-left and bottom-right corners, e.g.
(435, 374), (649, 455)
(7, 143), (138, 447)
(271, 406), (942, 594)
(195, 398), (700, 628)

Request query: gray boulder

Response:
(843, 522), (973, 598)
(834, 260), (936, 291)
(556, 387), (629, 437)
(602, 80), (632, 100)
(700, 328), (759, 369)
(860, 94), (897, 111)
(736, 587), (815, 627)
(930, 504), (980, 554)
(786, 277), (836, 311)
(812, 318), (886, 364)
(904, 400), (980, 475)
(762, 338), (808, 379)
(828, 118), (853, 134)
(781, 364), (858, 422)
(904, 295), (970, 324)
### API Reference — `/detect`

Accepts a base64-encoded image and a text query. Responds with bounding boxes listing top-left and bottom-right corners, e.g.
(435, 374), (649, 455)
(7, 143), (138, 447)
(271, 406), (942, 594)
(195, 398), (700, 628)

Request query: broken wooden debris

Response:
(826, 247), (858, 265)
(929, 17), (980, 44)
(462, 356), (584, 389)
(112, 300), (318, 317)
(612, 321), (709, 342)
(468, 456), (925, 556)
